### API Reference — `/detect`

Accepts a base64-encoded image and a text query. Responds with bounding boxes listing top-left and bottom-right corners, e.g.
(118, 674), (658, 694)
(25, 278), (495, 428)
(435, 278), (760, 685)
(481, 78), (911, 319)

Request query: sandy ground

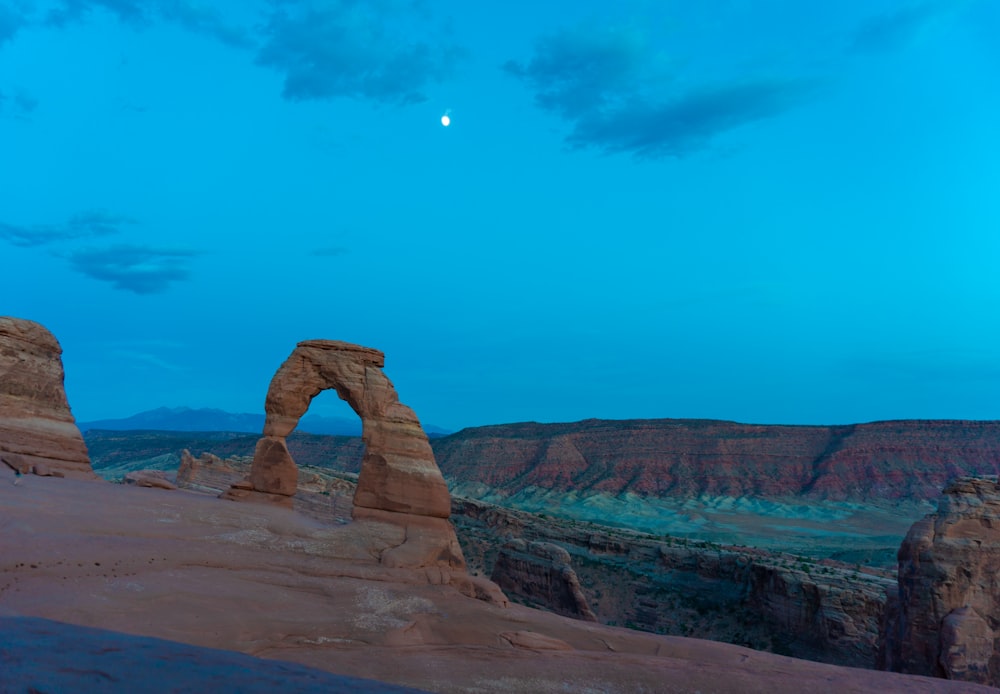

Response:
(0, 473), (991, 693)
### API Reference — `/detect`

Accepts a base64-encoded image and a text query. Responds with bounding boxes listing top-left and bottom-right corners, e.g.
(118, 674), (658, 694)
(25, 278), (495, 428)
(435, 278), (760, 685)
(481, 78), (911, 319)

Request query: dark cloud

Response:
(256, 0), (462, 105)
(505, 26), (815, 159)
(67, 244), (197, 294)
(503, 26), (651, 120)
(568, 80), (814, 158)
(0, 210), (132, 247)
(849, 1), (951, 54)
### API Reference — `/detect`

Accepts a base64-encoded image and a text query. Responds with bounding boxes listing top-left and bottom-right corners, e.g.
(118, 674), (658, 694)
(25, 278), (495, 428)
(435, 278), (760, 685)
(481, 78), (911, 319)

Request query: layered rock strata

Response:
(433, 419), (1000, 502)
(880, 477), (1000, 686)
(0, 316), (93, 479)
(225, 340), (470, 576)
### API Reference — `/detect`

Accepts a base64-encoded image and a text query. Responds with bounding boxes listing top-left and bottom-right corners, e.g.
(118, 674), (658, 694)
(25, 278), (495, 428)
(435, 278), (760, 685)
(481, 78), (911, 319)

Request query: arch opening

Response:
(236, 339), (452, 520)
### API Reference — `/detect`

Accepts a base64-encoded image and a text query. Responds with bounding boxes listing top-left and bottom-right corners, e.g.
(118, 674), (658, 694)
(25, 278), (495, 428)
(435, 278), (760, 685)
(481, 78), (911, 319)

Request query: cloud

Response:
(505, 25), (815, 158)
(0, 2), (29, 46)
(849, 1), (953, 54)
(0, 210), (133, 247)
(110, 348), (187, 371)
(46, 0), (149, 27)
(66, 244), (197, 294)
(0, 87), (38, 119)
(157, 0), (253, 48)
(46, 0), (252, 47)
(255, 0), (462, 105)
(570, 79), (813, 158)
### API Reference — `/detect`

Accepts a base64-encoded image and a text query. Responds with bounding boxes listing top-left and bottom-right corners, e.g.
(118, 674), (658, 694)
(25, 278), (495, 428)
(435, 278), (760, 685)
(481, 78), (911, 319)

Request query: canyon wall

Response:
(434, 419), (1000, 502)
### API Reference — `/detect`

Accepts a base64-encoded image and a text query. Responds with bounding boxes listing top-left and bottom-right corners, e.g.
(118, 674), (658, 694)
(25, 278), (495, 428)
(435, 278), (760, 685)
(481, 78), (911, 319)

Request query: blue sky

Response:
(2, 0), (998, 431)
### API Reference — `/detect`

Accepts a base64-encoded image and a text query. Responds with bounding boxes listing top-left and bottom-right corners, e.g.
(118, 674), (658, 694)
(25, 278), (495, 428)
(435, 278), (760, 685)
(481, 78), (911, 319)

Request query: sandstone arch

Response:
(223, 340), (481, 574)
(244, 339), (450, 517)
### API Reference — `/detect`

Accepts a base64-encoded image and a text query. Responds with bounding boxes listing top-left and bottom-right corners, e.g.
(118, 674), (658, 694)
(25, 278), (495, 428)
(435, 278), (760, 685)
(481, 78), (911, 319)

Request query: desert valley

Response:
(2, 315), (999, 692)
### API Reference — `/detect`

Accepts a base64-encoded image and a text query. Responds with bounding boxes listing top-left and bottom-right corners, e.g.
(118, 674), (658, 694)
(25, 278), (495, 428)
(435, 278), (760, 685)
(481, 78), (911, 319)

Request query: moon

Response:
(441, 114), (451, 127)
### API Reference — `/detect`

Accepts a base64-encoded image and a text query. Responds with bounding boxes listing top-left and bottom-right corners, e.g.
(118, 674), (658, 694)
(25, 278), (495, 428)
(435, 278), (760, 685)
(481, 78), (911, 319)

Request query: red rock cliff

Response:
(433, 419), (1000, 501)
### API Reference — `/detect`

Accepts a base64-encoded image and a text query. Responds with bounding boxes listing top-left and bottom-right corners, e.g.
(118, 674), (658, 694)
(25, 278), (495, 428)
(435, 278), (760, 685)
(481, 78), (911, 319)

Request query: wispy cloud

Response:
(110, 348), (187, 371)
(158, 0), (253, 48)
(0, 87), (38, 118)
(505, 25), (816, 159)
(0, 210), (133, 247)
(0, 2), (30, 47)
(255, 0), (462, 105)
(67, 244), (197, 294)
(46, 0), (252, 47)
(849, 1), (954, 54)
(46, 0), (148, 27)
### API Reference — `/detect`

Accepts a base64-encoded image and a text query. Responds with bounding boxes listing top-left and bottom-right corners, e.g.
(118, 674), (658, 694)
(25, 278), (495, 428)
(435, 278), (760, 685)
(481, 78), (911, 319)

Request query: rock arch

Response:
(220, 339), (494, 576)
(243, 340), (451, 518)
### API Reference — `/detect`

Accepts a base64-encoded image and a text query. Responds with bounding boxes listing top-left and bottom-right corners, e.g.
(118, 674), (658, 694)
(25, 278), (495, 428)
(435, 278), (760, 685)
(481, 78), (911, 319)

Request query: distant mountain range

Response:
(78, 406), (450, 437)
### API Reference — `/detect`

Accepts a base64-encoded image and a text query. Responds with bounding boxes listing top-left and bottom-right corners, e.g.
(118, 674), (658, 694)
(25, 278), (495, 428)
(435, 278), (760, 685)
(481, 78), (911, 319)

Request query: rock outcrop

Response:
(0, 316), (94, 479)
(880, 477), (1000, 686)
(491, 539), (597, 621)
(225, 340), (469, 575)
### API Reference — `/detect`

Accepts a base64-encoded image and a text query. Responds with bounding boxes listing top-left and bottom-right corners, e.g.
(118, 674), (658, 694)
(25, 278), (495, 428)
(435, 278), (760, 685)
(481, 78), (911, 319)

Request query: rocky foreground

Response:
(1, 474), (990, 694)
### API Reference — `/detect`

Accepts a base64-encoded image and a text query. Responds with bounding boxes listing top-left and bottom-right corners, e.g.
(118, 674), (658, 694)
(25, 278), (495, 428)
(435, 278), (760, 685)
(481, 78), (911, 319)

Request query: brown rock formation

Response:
(492, 539), (597, 621)
(880, 477), (1000, 686)
(226, 340), (465, 574)
(0, 316), (94, 480)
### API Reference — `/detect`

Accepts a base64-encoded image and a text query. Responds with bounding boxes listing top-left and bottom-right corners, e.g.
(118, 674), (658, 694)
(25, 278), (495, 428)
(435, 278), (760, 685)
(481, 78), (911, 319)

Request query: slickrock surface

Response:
(880, 477), (1000, 686)
(1, 476), (990, 693)
(225, 340), (466, 575)
(0, 316), (94, 479)
(434, 419), (1000, 501)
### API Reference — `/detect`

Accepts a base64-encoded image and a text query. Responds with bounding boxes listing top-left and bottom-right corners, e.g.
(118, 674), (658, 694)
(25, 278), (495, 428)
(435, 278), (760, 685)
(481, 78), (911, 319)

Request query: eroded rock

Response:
(492, 539), (596, 621)
(880, 477), (1000, 686)
(225, 340), (476, 578)
(0, 316), (94, 480)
